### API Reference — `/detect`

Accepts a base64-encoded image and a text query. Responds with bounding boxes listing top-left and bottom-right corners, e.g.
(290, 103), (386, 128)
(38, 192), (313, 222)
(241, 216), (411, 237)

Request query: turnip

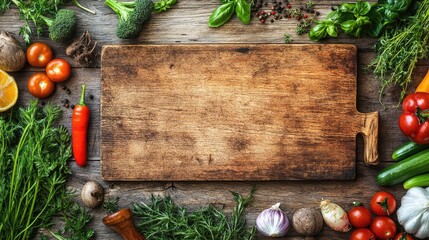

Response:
(0, 32), (26, 72)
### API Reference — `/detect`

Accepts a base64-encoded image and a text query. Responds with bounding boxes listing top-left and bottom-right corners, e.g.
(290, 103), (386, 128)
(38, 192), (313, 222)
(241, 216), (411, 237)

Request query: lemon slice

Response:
(0, 69), (18, 112)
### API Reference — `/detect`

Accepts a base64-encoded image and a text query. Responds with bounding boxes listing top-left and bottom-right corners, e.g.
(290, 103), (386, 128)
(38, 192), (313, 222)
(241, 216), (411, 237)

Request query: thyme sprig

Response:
(132, 188), (256, 240)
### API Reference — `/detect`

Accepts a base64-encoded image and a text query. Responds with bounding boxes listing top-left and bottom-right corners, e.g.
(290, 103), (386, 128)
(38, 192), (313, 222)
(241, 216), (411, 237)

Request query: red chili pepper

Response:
(399, 92), (429, 144)
(72, 84), (90, 167)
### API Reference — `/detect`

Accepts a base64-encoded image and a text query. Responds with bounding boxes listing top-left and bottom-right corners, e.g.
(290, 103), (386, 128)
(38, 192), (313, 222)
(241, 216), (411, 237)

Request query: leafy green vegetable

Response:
(50, 197), (94, 240)
(132, 188), (256, 240)
(235, 0), (251, 24)
(208, 0), (251, 27)
(153, 0), (177, 13)
(0, 0), (92, 43)
(369, 0), (429, 103)
(208, 1), (236, 27)
(308, 0), (412, 41)
(103, 197), (120, 214)
(0, 102), (72, 239)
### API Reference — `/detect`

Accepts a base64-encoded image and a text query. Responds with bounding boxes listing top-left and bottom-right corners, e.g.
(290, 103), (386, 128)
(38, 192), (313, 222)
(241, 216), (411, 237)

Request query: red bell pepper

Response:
(399, 92), (429, 144)
(72, 84), (90, 167)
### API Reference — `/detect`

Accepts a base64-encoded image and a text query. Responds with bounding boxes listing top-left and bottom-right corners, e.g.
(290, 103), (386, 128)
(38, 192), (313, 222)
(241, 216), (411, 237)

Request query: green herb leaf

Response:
(153, 0), (177, 13)
(133, 188), (256, 239)
(308, 22), (328, 41)
(366, 8), (383, 37)
(235, 0), (251, 25)
(355, 1), (371, 15)
(341, 19), (357, 34)
(309, 23), (328, 41)
(339, 3), (356, 13)
(327, 24), (338, 37)
(208, 1), (236, 28)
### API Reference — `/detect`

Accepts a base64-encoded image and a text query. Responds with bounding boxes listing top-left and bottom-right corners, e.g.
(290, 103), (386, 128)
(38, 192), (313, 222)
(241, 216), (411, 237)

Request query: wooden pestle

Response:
(103, 208), (145, 240)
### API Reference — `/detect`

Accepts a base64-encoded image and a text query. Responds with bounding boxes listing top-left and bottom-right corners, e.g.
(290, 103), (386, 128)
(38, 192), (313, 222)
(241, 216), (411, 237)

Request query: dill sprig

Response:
(132, 188), (256, 240)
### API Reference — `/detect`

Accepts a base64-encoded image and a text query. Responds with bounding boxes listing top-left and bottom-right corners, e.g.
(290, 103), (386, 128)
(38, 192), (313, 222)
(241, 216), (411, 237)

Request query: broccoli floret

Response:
(105, 0), (153, 39)
(41, 9), (77, 42)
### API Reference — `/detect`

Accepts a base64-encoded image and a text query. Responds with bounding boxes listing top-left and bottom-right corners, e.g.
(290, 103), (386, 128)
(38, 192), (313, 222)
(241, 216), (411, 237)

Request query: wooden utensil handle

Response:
(359, 112), (379, 165)
(103, 208), (145, 240)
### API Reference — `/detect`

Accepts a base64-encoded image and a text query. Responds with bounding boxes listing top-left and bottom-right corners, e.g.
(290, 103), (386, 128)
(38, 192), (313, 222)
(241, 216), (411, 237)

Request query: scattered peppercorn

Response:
(260, 19), (265, 23)
(64, 103), (69, 108)
(89, 95), (94, 100)
(62, 86), (67, 90)
(71, 105), (75, 109)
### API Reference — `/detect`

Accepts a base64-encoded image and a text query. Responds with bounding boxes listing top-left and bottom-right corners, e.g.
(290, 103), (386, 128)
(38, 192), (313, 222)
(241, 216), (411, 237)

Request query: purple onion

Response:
(256, 203), (290, 237)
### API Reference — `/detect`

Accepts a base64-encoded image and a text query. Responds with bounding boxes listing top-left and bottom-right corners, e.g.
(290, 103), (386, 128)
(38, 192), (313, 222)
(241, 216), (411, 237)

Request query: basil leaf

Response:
(309, 23), (328, 41)
(355, 1), (371, 15)
(339, 3), (356, 13)
(326, 24), (338, 37)
(208, 1), (236, 27)
(387, 0), (411, 12)
(327, 10), (355, 23)
(341, 20), (357, 34)
(366, 8), (384, 37)
(235, 0), (251, 24)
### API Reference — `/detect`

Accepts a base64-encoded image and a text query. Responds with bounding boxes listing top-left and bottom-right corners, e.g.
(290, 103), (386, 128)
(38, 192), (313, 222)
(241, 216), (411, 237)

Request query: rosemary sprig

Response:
(103, 197), (120, 214)
(132, 188), (256, 240)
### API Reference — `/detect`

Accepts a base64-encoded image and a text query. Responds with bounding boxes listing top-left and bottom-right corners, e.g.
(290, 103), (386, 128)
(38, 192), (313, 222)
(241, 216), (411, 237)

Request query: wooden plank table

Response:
(1, 0), (427, 239)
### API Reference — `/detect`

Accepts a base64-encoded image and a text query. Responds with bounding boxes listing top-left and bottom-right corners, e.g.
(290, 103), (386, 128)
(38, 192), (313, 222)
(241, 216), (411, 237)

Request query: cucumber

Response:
(377, 148), (429, 186)
(403, 173), (429, 189)
(392, 141), (429, 161)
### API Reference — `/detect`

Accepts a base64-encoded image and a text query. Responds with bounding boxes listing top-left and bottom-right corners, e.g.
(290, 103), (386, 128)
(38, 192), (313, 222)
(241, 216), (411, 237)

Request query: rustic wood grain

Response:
(1, 0), (428, 238)
(100, 44), (378, 181)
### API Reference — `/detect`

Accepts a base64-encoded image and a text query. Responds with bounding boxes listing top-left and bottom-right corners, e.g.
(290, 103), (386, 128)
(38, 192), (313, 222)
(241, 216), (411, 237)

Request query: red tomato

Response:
(370, 191), (396, 216)
(26, 42), (53, 67)
(27, 73), (55, 99)
(46, 58), (71, 82)
(394, 232), (414, 240)
(350, 228), (375, 240)
(370, 216), (397, 240)
(348, 204), (372, 228)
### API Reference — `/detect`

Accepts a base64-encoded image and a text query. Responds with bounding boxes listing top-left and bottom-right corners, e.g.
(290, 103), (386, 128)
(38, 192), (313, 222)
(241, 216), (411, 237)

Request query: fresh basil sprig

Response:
(208, 0), (251, 27)
(309, 0), (411, 41)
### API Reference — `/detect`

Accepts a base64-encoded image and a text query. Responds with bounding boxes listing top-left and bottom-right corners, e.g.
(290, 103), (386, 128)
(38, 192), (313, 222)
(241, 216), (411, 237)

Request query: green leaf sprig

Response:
(153, 0), (177, 13)
(309, 0), (411, 41)
(132, 188), (256, 240)
(208, 0), (251, 27)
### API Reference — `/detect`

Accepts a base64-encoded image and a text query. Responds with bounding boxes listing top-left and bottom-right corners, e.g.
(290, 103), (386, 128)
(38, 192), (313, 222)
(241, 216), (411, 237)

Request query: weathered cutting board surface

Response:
(100, 44), (378, 181)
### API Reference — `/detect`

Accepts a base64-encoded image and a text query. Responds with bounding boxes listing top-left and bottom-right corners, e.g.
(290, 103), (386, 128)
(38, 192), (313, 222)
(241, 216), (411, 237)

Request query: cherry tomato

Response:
(370, 191), (396, 216)
(26, 42), (53, 67)
(27, 73), (55, 99)
(348, 204), (372, 228)
(394, 232), (414, 240)
(370, 216), (397, 240)
(350, 228), (375, 240)
(46, 58), (71, 82)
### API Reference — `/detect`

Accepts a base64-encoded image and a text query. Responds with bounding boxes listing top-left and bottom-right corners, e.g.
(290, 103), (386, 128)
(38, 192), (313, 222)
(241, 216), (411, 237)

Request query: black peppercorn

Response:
(89, 95), (94, 100)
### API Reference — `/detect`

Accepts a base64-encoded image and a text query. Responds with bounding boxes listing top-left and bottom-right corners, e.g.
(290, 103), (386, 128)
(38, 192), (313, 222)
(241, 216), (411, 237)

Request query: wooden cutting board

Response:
(100, 44), (378, 181)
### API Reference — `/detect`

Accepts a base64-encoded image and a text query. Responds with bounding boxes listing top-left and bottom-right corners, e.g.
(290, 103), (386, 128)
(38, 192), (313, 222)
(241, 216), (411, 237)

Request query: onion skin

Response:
(0, 32), (26, 72)
(256, 203), (290, 237)
(320, 200), (351, 232)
